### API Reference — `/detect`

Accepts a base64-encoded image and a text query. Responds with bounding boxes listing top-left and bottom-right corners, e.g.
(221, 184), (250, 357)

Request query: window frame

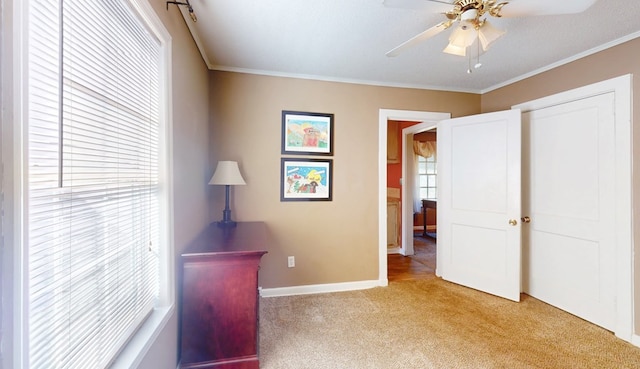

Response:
(418, 154), (437, 200)
(11, 0), (175, 368)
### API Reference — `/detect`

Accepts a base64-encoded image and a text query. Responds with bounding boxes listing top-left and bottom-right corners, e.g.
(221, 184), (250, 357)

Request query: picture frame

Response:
(281, 110), (334, 156)
(281, 158), (333, 201)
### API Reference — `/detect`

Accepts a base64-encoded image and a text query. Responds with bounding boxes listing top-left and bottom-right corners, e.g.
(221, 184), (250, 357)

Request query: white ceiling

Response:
(174, 0), (640, 93)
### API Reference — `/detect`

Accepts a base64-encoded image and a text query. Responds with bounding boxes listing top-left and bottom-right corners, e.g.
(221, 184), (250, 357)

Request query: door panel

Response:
(522, 93), (616, 330)
(387, 199), (400, 249)
(530, 107), (601, 220)
(438, 110), (521, 302)
(451, 121), (508, 212)
(451, 224), (509, 281)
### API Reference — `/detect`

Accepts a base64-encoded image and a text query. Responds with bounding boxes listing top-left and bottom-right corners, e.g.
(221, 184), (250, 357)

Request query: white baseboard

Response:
(260, 279), (380, 298)
(631, 334), (640, 348)
(387, 246), (400, 254)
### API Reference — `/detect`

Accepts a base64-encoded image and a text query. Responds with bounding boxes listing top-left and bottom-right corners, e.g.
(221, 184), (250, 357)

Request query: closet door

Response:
(522, 92), (617, 330)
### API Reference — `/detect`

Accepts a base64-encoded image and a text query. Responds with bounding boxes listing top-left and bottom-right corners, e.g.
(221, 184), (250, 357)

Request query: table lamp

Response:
(209, 161), (246, 227)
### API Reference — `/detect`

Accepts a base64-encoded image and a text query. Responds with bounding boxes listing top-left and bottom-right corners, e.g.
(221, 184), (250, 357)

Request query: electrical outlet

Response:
(287, 256), (295, 268)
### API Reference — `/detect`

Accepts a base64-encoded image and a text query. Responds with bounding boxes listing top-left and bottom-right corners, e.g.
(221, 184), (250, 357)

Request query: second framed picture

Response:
(281, 110), (334, 156)
(281, 158), (333, 201)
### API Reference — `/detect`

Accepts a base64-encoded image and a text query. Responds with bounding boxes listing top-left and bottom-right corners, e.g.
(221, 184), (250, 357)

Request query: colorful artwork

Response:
(282, 111), (333, 155)
(281, 159), (332, 201)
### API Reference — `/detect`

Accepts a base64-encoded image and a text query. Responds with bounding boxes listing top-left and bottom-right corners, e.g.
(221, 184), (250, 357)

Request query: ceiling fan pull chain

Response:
(475, 30), (483, 69)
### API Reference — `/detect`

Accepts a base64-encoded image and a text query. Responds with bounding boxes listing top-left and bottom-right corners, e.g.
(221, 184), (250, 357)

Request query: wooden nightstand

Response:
(179, 222), (268, 369)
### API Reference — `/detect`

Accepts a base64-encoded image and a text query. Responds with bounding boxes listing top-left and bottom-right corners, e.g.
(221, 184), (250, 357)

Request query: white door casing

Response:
(378, 109), (450, 286)
(437, 109), (522, 302)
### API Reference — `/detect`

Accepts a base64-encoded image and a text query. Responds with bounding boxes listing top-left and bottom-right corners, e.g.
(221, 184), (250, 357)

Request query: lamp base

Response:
(216, 185), (237, 228)
(215, 220), (237, 228)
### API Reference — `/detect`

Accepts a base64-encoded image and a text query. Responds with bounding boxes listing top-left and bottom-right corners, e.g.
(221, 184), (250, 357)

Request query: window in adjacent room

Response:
(418, 154), (437, 200)
(20, 0), (172, 368)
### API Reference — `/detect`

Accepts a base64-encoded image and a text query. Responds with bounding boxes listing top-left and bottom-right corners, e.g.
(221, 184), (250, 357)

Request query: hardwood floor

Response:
(388, 235), (436, 282)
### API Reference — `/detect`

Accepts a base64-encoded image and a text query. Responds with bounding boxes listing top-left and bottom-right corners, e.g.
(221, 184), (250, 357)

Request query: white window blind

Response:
(27, 0), (162, 368)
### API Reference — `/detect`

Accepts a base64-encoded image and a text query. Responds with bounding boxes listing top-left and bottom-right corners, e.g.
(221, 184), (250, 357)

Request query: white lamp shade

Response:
(478, 20), (505, 51)
(443, 43), (467, 56)
(443, 23), (476, 56)
(448, 24), (476, 48)
(208, 161), (246, 185)
(443, 19), (505, 57)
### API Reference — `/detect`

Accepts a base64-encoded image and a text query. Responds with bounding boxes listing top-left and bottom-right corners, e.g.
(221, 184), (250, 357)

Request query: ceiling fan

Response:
(385, 0), (598, 58)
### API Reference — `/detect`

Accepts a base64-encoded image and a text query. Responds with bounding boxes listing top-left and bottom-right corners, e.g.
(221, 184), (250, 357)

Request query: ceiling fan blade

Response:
(386, 22), (449, 57)
(500, 0), (598, 17)
(383, 0), (453, 13)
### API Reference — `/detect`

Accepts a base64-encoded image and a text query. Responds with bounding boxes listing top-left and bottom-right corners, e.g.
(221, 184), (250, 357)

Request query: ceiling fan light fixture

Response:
(478, 20), (505, 50)
(448, 25), (477, 48)
(443, 43), (467, 56)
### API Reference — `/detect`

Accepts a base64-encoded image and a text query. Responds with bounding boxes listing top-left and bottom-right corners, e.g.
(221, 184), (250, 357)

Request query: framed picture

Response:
(281, 110), (334, 155)
(281, 158), (333, 201)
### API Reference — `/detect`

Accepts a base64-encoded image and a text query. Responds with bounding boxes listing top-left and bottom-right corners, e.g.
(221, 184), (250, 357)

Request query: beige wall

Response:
(137, 3), (210, 369)
(209, 71), (480, 288)
(481, 38), (640, 335)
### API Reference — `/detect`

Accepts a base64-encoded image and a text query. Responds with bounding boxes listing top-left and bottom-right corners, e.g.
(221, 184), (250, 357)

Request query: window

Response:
(418, 155), (437, 200)
(22, 0), (171, 368)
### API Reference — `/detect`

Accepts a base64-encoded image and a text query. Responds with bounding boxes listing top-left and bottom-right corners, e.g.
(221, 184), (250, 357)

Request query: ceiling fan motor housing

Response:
(453, 0), (508, 20)
(454, 0), (482, 12)
(460, 9), (478, 23)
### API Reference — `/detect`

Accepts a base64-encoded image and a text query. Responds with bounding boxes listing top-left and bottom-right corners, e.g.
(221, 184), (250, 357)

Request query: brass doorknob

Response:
(508, 219), (518, 226)
(521, 216), (531, 223)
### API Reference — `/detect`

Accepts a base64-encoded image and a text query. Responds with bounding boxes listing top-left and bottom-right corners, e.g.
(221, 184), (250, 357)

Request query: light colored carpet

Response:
(259, 278), (640, 368)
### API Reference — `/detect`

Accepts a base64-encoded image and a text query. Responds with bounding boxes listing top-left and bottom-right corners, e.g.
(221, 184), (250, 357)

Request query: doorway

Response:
(387, 235), (437, 282)
(377, 109), (450, 286)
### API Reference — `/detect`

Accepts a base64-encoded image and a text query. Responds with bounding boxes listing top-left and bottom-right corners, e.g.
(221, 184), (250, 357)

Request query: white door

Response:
(437, 110), (522, 302)
(522, 93), (616, 330)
